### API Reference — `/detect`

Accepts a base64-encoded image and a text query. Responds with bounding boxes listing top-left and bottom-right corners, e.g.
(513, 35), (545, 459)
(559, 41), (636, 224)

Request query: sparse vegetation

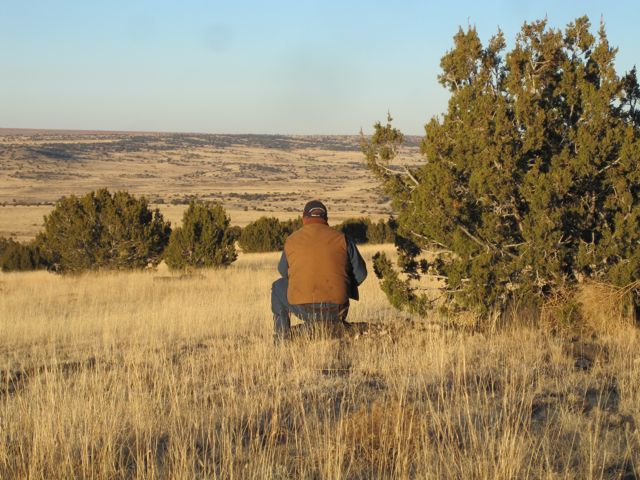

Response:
(364, 17), (640, 323)
(164, 200), (237, 269)
(0, 132), (400, 241)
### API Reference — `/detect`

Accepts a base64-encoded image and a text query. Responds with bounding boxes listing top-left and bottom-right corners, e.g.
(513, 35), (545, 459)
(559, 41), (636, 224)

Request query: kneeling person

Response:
(271, 200), (367, 340)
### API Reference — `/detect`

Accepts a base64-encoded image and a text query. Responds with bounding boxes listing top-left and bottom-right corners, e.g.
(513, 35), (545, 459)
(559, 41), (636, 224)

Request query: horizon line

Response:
(0, 127), (424, 138)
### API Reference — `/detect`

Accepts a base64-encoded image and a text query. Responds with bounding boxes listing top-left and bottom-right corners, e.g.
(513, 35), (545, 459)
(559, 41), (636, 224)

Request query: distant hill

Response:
(0, 129), (422, 151)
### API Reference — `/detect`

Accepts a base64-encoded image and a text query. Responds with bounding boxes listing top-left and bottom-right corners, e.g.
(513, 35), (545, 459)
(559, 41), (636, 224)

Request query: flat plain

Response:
(0, 129), (422, 241)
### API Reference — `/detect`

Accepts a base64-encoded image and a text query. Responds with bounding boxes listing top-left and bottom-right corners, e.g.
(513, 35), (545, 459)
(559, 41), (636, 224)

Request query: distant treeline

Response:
(0, 189), (395, 273)
(237, 216), (395, 253)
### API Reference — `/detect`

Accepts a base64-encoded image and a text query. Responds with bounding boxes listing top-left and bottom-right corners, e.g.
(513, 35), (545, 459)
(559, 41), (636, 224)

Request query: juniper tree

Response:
(38, 189), (171, 273)
(0, 237), (46, 272)
(239, 217), (288, 253)
(367, 218), (396, 244)
(335, 218), (370, 244)
(164, 201), (237, 269)
(363, 17), (640, 320)
(238, 216), (303, 253)
(334, 218), (396, 244)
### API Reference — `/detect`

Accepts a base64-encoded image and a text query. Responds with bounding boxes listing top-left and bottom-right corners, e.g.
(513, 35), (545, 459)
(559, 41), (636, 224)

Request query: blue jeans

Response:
(271, 278), (349, 338)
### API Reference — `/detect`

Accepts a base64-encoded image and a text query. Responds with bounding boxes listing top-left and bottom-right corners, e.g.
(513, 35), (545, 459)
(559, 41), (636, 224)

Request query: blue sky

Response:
(1, 0), (638, 135)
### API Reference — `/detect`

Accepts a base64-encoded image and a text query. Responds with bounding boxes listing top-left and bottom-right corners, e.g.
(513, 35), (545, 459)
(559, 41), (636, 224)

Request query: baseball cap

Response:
(302, 200), (328, 219)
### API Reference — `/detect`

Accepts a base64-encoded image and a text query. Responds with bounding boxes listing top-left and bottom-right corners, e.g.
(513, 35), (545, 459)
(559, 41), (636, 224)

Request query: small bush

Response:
(367, 218), (396, 244)
(0, 237), (46, 272)
(238, 217), (302, 253)
(38, 189), (171, 273)
(335, 218), (369, 243)
(164, 201), (237, 269)
(227, 225), (242, 244)
(335, 218), (396, 244)
(239, 217), (287, 253)
(282, 217), (303, 236)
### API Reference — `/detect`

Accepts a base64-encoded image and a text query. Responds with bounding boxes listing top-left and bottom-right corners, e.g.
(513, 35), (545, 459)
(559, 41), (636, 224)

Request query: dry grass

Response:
(1, 245), (639, 479)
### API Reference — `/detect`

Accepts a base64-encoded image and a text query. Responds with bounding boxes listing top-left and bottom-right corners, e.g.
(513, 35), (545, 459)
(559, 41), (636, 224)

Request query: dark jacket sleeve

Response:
(346, 236), (367, 300)
(277, 251), (288, 278)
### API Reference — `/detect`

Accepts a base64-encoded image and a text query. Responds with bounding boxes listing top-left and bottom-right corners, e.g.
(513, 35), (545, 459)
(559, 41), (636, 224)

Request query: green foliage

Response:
(335, 218), (369, 243)
(372, 252), (431, 316)
(239, 217), (287, 253)
(238, 216), (302, 253)
(282, 217), (304, 235)
(335, 218), (396, 244)
(238, 216), (394, 252)
(164, 201), (237, 269)
(227, 225), (242, 244)
(363, 17), (640, 319)
(0, 237), (46, 272)
(38, 189), (171, 273)
(368, 218), (397, 244)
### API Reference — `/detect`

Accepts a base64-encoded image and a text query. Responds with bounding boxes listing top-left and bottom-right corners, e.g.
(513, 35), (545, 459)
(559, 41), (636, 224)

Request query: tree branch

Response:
(454, 219), (517, 258)
(403, 166), (420, 187)
(455, 220), (491, 251)
(598, 156), (621, 174)
(409, 230), (454, 253)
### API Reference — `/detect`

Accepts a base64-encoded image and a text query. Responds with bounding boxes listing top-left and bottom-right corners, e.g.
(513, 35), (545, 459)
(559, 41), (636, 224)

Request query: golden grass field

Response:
(2, 245), (639, 479)
(0, 130), (422, 241)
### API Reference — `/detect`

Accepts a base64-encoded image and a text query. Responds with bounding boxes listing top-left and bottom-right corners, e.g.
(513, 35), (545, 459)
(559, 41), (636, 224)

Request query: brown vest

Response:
(284, 223), (349, 305)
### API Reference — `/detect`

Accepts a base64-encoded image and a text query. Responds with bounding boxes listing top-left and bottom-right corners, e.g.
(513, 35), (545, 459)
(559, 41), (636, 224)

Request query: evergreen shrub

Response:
(363, 17), (640, 321)
(164, 201), (237, 269)
(238, 217), (302, 253)
(0, 237), (46, 272)
(38, 189), (171, 273)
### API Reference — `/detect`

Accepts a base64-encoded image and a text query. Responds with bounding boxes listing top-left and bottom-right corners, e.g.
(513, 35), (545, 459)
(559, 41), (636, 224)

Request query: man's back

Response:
(284, 223), (349, 305)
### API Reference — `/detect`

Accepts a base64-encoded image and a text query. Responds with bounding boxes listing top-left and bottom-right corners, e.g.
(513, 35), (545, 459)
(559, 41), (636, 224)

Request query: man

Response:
(271, 200), (367, 340)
